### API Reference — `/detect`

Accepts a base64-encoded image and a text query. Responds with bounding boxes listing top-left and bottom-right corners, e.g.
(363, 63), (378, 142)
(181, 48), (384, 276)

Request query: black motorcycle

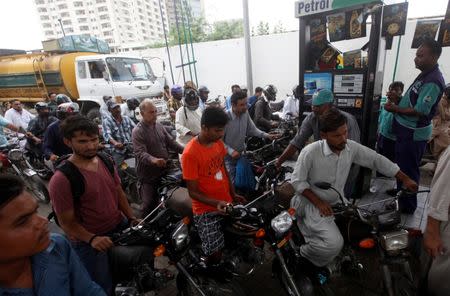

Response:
(285, 182), (424, 296)
(103, 142), (140, 205)
(111, 176), (191, 296)
(0, 135), (50, 203)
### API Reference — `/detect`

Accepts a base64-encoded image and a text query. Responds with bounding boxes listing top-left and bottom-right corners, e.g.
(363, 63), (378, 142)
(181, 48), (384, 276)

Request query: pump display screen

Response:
(334, 74), (364, 94)
(304, 72), (333, 95)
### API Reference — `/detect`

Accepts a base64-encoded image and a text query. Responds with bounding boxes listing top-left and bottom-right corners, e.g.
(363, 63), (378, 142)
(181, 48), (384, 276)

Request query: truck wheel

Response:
(86, 107), (101, 124)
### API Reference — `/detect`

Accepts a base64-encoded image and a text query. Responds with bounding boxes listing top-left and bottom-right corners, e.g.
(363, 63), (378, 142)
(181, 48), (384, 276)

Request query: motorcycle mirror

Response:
(315, 182), (332, 190)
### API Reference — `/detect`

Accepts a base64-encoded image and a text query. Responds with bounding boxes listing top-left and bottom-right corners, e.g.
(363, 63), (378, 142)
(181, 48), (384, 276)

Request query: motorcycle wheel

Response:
(177, 274), (246, 296)
(26, 175), (50, 204)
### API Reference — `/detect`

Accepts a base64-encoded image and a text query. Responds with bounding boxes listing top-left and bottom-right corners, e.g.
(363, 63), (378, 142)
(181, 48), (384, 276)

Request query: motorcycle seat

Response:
(165, 187), (192, 218)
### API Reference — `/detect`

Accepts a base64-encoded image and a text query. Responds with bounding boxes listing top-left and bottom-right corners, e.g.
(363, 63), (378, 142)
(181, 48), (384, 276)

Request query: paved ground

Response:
(37, 163), (435, 296)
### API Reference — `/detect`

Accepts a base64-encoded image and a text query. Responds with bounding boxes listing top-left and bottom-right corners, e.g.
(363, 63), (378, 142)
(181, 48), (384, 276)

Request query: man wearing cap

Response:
(277, 89), (360, 168)
(167, 85), (183, 123)
(102, 101), (136, 166)
(168, 85), (183, 111)
(0, 174), (106, 295)
(198, 86), (210, 111)
(277, 89), (361, 198)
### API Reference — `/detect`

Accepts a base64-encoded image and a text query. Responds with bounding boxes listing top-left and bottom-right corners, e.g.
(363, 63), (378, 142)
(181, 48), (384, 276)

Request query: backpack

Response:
(47, 152), (115, 225)
(234, 156), (256, 191)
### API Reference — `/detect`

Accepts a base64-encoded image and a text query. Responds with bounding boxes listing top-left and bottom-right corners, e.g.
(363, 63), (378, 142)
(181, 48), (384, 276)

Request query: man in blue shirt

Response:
(0, 174), (105, 296)
(247, 86), (263, 109)
(102, 101), (136, 166)
(384, 39), (446, 214)
(43, 102), (79, 161)
(225, 84), (241, 111)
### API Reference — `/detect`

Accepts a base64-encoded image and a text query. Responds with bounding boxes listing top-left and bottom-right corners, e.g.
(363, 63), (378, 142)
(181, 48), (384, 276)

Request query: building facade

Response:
(165, 0), (204, 28)
(33, 0), (169, 52)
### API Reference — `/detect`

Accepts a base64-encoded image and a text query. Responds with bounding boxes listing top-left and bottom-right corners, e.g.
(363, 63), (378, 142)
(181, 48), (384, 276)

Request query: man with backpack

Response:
(48, 115), (144, 294)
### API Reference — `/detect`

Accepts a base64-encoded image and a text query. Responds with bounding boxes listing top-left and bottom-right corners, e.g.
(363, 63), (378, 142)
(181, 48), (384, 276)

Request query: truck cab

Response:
(75, 54), (168, 121)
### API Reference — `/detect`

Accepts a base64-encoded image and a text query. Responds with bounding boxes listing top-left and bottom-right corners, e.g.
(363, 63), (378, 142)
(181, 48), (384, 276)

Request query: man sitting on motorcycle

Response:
(43, 102), (79, 162)
(102, 101), (136, 166)
(252, 84), (280, 132)
(290, 108), (417, 268)
(182, 107), (245, 264)
(0, 174), (105, 295)
(223, 91), (277, 182)
(0, 115), (23, 147)
(26, 102), (58, 159)
(121, 97), (141, 124)
(49, 115), (152, 294)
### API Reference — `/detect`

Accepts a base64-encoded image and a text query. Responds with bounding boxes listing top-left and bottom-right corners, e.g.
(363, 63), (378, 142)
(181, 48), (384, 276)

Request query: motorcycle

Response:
(245, 122), (296, 165)
(0, 135), (50, 203)
(110, 172), (194, 296)
(287, 182), (423, 296)
(104, 142), (140, 205)
(177, 163), (300, 296)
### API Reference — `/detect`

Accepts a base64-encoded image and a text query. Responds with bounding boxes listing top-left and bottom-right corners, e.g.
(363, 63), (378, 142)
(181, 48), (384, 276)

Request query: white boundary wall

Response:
(133, 19), (449, 99)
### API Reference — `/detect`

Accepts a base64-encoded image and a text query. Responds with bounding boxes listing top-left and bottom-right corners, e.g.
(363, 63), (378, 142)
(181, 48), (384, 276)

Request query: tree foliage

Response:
(148, 17), (286, 48)
(256, 21), (270, 35)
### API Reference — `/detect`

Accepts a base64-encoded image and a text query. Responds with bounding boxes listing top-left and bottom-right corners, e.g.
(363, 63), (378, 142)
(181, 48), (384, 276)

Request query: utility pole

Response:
(58, 19), (66, 36)
(242, 0), (253, 93)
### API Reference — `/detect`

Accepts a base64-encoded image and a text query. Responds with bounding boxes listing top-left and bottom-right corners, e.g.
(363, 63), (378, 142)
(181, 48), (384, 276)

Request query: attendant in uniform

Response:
(384, 39), (445, 214)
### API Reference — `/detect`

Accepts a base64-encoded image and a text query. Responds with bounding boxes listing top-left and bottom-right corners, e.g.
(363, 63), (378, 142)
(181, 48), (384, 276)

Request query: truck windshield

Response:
(105, 57), (156, 82)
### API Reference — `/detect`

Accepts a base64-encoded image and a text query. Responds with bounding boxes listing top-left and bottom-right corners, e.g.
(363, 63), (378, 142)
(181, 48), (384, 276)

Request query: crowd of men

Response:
(0, 39), (449, 296)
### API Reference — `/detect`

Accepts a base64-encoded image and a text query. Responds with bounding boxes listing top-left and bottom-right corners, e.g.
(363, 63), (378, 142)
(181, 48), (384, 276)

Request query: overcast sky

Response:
(0, 0), (448, 50)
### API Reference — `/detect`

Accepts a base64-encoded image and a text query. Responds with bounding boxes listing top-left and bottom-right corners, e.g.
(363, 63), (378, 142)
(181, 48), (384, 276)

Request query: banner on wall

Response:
(381, 2), (408, 37)
(411, 20), (441, 48)
(345, 9), (367, 40)
(327, 12), (347, 42)
(438, 0), (450, 47)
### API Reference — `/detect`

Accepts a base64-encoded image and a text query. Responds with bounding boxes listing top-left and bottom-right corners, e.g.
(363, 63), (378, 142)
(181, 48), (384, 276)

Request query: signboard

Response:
(295, 0), (378, 18)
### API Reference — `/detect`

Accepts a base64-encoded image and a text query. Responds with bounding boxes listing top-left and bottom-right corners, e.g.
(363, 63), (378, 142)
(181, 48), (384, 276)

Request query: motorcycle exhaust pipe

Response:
(176, 262), (208, 296)
(275, 249), (302, 296)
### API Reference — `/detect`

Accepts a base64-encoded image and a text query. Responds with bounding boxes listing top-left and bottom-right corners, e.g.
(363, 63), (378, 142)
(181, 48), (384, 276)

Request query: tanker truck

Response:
(0, 50), (167, 121)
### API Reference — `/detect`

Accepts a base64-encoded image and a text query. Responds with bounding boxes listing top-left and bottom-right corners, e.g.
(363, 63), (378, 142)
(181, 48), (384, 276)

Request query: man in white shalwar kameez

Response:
(290, 108), (417, 267)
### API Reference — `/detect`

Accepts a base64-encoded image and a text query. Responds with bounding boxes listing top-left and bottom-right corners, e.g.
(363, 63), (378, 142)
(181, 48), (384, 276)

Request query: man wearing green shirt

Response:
(384, 39), (445, 214)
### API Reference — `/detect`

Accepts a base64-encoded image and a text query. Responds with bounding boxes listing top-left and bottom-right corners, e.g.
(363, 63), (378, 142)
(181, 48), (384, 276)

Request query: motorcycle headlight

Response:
(271, 211), (293, 235)
(381, 229), (409, 252)
(8, 149), (23, 161)
(171, 222), (189, 250)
